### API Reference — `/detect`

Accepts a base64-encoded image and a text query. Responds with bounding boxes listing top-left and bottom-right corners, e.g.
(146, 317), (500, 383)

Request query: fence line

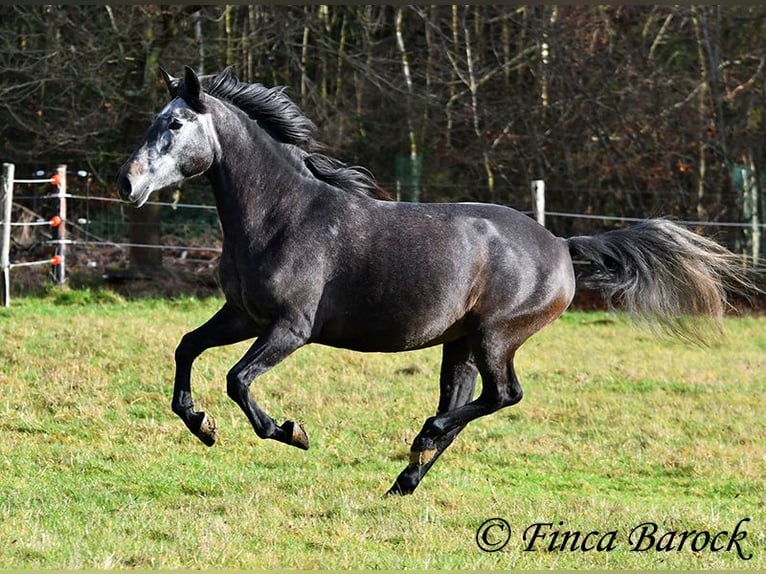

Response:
(58, 205), (764, 255)
(544, 210), (766, 229)
(532, 178), (763, 268)
(61, 194), (218, 211)
(12, 194), (218, 213)
(29, 185), (766, 230)
(1, 162), (67, 307)
(61, 239), (222, 253)
(60, 191), (766, 271)
(9, 217), (61, 227)
(3, 166), (764, 307)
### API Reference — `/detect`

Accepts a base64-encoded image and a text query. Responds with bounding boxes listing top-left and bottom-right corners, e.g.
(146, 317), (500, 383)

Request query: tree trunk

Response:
(691, 6), (709, 220)
(125, 7), (178, 273)
(128, 201), (162, 273)
(395, 7), (420, 202)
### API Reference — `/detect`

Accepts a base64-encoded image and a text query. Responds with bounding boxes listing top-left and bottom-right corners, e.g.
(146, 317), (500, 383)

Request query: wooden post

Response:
(53, 164), (67, 285)
(1, 163), (14, 307)
(531, 179), (545, 227)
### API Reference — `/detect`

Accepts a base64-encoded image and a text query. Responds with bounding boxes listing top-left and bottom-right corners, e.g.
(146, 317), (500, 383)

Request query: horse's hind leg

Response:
(387, 339), (478, 496)
(388, 327), (531, 495)
(173, 304), (259, 446)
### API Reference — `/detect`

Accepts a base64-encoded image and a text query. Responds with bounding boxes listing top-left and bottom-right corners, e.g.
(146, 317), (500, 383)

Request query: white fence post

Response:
(531, 179), (545, 227)
(745, 159), (760, 267)
(1, 162), (14, 307)
(53, 164), (67, 285)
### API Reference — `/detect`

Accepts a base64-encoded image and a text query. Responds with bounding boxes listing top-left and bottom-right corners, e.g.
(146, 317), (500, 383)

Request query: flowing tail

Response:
(566, 219), (755, 343)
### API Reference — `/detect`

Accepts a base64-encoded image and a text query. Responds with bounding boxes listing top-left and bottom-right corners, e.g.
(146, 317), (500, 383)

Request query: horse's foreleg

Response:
(226, 321), (310, 450)
(173, 304), (258, 446)
(387, 339), (478, 496)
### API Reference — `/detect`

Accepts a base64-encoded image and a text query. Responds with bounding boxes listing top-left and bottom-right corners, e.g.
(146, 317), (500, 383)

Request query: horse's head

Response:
(117, 66), (219, 207)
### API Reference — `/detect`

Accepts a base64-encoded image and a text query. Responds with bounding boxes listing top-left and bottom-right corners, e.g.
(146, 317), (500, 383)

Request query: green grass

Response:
(0, 293), (764, 569)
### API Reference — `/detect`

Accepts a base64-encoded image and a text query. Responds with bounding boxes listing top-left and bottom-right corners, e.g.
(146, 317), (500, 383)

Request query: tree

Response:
(0, 5), (763, 267)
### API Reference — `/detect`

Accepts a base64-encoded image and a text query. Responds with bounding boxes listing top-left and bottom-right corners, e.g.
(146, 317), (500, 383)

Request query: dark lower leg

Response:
(387, 339), (477, 495)
(172, 304), (258, 446)
(226, 321), (310, 449)
(226, 383), (310, 450)
(386, 424), (467, 495)
(387, 353), (523, 495)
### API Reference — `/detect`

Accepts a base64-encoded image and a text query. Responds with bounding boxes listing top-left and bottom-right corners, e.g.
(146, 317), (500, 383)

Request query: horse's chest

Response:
(217, 250), (287, 320)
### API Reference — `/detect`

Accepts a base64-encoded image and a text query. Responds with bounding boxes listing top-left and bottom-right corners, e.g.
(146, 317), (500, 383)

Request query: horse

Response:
(117, 65), (751, 495)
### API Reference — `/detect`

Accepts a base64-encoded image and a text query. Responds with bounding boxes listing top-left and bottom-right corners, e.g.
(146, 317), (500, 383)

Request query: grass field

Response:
(0, 291), (764, 569)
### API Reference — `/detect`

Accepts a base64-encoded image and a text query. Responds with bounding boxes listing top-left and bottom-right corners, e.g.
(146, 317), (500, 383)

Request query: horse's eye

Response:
(168, 118), (183, 130)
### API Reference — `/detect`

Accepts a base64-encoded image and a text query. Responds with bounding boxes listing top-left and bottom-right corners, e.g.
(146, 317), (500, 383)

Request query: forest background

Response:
(0, 5), (764, 273)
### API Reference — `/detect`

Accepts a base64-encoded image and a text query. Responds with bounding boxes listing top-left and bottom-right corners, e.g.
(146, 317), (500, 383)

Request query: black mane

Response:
(200, 67), (389, 200)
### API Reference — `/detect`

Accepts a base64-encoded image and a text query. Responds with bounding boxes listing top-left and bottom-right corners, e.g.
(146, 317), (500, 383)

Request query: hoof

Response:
(385, 475), (416, 496)
(195, 412), (217, 447)
(385, 484), (410, 497)
(283, 420), (310, 450)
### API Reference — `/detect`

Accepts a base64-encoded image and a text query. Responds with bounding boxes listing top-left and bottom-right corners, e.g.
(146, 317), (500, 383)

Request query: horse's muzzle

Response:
(116, 175), (131, 202)
(116, 161), (139, 203)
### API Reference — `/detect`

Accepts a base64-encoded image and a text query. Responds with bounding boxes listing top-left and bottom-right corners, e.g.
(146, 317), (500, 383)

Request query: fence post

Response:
(745, 157), (760, 267)
(531, 179), (545, 227)
(1, 163), (14, 307)
(53, 164), (67, 285)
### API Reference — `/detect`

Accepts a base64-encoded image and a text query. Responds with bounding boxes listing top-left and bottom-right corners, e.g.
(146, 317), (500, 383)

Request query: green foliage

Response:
(41, 286), (126, 306)
(0, 298), (764, 568)
(2, 6), (764, 227)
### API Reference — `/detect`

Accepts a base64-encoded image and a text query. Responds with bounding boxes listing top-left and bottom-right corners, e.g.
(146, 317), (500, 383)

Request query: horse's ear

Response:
(184, 66), (200, 94)
(159, 67), (179, 96)
(182, 65), (205, 111)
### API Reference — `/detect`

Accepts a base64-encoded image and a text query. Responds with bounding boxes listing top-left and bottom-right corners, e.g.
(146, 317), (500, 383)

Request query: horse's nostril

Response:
(116, 173), (131, 201)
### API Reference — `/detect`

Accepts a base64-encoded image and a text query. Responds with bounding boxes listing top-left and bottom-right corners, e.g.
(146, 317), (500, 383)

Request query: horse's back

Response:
(311, 198), (575, 352)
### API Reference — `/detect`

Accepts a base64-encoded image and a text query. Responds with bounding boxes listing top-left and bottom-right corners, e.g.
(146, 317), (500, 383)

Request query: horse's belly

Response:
(316, 323), (467, 353)
(313, 295), (473, 352)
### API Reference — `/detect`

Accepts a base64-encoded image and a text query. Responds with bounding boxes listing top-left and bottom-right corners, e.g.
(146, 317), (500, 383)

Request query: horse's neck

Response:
(206, 141), (314, 244)
(204, 106), (324, 244)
